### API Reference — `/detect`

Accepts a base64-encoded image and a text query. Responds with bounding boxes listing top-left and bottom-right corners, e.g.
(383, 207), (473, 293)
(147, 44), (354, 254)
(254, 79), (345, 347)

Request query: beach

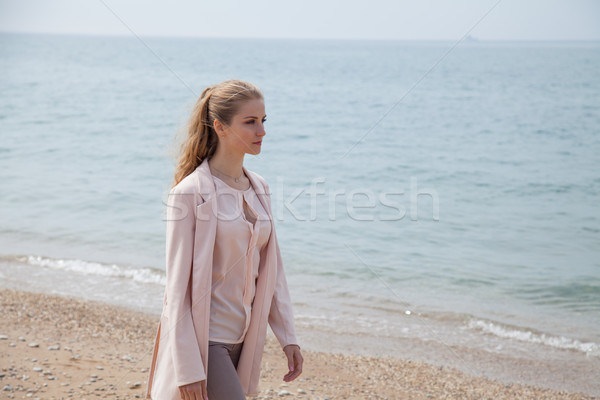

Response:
(1, 288), (595, 400)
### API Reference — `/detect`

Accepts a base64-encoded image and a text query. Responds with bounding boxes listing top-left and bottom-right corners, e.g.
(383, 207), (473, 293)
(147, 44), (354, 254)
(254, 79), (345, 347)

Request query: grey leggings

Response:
(207, 340), (246, 400)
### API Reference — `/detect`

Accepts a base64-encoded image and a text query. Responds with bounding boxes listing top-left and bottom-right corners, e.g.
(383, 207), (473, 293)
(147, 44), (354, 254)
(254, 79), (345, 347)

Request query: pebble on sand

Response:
(128, 382), (142, 389)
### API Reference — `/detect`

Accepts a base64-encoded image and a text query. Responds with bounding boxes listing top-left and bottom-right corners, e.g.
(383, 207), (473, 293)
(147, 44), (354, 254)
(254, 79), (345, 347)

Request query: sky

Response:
(0, 0), (599, 41)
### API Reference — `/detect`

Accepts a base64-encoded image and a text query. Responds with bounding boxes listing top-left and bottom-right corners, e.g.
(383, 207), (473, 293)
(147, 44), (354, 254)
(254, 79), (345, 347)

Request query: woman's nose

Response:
(257, 123), (266, 136)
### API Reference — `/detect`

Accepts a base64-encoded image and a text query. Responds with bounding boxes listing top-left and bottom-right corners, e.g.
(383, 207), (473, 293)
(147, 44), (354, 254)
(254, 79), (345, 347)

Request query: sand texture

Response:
(0, 288), (596, 400)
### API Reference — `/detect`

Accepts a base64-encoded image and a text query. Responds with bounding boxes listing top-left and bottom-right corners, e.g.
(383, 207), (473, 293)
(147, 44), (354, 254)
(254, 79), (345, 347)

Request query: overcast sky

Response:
(0, 0), (599, 41)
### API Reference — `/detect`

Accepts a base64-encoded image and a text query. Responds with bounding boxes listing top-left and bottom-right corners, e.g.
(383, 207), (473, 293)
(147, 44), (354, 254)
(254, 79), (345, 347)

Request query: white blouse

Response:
(208, 175), (272, 343)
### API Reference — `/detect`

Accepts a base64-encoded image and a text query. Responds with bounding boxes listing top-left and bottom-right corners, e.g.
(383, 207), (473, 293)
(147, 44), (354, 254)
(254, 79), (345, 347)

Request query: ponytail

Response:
(172, 86), (218, 187)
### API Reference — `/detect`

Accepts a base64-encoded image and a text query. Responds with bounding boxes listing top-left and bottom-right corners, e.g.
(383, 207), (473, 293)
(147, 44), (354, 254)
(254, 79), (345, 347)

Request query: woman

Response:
(146, 80), (303, 400)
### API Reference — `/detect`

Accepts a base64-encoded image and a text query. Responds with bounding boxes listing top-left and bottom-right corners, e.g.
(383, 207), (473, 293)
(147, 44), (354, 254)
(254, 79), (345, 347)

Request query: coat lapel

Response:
(243, 164), (272, 216)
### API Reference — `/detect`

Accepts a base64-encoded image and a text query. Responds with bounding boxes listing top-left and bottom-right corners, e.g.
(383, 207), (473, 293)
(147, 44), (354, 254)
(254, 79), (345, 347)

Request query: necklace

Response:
(211, 164), (244, 183)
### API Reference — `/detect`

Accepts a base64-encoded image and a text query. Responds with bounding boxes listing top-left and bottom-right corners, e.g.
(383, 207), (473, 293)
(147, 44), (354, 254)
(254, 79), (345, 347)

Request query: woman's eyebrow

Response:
(243, 115), (267, 119)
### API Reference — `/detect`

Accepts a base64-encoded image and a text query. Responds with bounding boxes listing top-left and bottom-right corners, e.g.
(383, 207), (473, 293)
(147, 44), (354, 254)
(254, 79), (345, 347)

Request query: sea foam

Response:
(468, 319), (600, 357)
(19, 255), (166, 286)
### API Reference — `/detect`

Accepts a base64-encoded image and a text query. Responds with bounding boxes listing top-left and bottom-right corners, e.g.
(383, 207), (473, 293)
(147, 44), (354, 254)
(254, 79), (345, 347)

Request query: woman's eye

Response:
(244, 119), (266, 124)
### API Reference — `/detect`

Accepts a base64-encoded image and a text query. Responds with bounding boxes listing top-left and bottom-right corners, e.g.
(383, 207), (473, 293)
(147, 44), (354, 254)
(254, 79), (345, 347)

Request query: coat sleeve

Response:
(165, 186), (206, 385)
(264, 182), (299, 349)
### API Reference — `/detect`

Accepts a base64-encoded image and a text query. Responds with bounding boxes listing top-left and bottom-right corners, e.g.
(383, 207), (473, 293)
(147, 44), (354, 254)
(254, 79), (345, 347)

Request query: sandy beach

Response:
(0, 288), (596, 400)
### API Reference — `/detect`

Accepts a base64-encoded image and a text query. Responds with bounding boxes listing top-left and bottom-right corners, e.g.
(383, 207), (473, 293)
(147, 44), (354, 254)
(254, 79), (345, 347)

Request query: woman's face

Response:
(218, 98), (266, 156)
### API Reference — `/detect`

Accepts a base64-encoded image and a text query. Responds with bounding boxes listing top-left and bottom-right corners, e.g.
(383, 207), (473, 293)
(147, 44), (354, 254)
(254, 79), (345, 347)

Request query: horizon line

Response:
(1, 29), (599, 43)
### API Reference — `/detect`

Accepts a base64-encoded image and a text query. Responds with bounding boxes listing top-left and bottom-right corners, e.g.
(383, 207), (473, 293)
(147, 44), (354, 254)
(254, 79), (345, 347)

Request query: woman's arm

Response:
(268, 230), (304, 382)
(164, 186), (206, 387)
(267, 233), (299, 348)
(261, 180), (303, 381)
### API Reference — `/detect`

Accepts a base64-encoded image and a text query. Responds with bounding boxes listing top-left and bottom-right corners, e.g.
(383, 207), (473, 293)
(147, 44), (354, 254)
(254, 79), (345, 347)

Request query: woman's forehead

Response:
(236, 98), (266, 118)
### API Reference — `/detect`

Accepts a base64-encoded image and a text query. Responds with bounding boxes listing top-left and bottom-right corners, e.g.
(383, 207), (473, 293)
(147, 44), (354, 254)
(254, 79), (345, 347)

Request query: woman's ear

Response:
(213, 119), (225, 137)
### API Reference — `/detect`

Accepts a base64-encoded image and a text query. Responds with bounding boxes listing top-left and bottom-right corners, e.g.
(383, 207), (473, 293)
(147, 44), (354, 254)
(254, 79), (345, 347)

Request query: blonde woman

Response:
(146, 80), (303, 400)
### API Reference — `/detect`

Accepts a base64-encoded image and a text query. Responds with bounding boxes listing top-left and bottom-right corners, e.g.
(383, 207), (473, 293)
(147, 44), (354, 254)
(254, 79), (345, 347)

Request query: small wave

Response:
(15, 255), (166, 286)
(468, 319), (600, 357)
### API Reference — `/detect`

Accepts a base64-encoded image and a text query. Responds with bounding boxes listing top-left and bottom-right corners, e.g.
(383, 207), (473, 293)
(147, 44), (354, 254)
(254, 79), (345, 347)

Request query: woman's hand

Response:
(282, 344), (303, 382)
(179, 379), (208, 400)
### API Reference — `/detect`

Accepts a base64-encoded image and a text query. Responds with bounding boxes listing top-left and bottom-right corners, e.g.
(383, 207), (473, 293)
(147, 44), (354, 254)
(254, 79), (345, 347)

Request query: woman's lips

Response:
(253, 141), (262, 145)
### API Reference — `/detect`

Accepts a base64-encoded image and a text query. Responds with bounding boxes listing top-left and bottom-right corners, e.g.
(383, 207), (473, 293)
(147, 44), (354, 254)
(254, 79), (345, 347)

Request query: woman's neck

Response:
(209, 147), (245, 179)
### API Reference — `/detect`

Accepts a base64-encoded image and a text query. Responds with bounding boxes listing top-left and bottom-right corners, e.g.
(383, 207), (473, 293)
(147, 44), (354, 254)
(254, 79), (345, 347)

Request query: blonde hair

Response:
(172, 79), (263, 187)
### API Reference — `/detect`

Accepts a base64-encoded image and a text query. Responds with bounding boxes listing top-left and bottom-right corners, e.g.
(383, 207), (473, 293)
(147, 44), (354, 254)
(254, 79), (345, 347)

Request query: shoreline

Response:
(1, 288), (597, 399)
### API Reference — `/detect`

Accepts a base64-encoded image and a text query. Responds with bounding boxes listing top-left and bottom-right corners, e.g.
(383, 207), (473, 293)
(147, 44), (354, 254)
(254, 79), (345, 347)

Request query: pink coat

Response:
(146, 159), (298, 399)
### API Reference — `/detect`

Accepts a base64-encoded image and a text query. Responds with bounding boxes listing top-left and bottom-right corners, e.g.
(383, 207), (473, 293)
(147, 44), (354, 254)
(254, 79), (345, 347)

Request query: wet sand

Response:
(0, 288), (596, 399)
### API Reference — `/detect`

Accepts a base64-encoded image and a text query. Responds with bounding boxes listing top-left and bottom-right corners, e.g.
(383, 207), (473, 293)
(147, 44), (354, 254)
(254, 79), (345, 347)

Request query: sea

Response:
(1, 33), (599, 395)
